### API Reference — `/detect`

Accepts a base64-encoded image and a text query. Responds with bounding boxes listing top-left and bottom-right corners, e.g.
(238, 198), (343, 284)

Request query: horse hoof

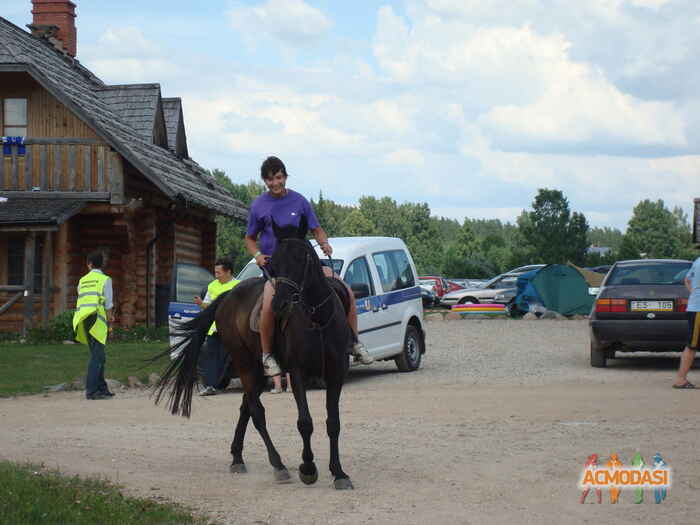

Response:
(298, 464), (318, 485)
(274, 468), (291, 483)
(334, 478), (354, 490)
(229, 463), (247, 474)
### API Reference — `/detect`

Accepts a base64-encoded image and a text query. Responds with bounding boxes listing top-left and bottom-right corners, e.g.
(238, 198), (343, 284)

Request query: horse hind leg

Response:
(230, 394), (250, 474)
(325, 379), (353, 490)
(289, 369), (318, 485)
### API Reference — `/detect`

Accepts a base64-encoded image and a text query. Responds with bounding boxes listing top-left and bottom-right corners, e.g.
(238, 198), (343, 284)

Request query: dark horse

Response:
(154, 218), (355, 489)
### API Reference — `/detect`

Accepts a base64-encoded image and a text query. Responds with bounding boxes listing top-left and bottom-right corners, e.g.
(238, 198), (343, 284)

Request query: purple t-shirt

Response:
(246, 189), (320, 256)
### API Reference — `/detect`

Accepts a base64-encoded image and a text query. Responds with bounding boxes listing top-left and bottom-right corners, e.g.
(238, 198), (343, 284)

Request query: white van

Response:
(236, 237), (426, 372)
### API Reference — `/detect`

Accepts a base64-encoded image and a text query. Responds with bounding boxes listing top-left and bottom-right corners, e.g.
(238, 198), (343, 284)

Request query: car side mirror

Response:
(351, 282), (370, 299)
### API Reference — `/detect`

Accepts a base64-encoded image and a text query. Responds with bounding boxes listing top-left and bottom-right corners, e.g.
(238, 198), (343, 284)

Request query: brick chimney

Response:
(28, 0), (77, 57)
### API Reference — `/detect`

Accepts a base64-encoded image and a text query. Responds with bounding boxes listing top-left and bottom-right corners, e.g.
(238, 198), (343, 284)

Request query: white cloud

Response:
(384, 148), (426, 167)
(81, 27), (181, 83)
(229, 0), (332, 47)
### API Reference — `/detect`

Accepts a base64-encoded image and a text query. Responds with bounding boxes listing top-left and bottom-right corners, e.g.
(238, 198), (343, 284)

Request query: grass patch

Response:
(0, 460), (215, 525)
(0, 342), (170, 397)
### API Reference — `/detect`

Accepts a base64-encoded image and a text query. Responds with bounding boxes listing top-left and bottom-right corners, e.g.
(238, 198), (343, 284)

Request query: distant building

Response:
(586, 245), (612, 256)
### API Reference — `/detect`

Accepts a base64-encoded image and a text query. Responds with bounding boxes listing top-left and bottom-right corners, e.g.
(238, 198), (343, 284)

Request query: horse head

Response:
(270, 215), (322, 316)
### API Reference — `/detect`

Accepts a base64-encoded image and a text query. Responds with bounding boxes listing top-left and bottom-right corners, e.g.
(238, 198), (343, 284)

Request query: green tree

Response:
(621, 199), (688, 259)
(340, 209), (377, 236)
(520, 188), (589, 264)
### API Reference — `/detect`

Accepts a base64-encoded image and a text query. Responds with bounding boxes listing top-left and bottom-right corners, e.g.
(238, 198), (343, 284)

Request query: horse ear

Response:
(297, 214), (308, 238)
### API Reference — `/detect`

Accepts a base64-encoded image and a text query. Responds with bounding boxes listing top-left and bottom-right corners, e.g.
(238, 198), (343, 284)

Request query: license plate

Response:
(630, 300), (673, 311)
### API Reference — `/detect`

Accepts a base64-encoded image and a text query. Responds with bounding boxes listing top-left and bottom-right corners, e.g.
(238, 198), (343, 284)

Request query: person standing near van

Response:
(195, 258), (240, 395)
(673, 254), (700, 389)
(72, 251), (115, 400)
(244, 156), (372, 377)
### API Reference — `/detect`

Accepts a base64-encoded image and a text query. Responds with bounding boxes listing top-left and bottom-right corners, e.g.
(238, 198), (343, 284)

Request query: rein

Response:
(274, 239), (336, 326)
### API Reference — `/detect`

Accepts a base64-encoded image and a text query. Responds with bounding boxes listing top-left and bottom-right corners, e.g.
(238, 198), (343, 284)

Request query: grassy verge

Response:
(0, 460), (215, 525)
(0, 342), (170, 397)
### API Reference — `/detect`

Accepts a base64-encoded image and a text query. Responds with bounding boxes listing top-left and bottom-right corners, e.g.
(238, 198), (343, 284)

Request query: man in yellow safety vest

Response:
(194, 258), (239, 395)
(72, 251), (115, 400)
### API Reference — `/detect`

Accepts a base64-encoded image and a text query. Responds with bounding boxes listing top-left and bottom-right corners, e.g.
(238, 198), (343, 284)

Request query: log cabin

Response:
(0, 1), (247, 335)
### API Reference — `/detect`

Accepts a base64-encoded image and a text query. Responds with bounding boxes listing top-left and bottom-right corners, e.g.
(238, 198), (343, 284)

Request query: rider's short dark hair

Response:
(260, 156), (287, 180)
(87, 251), (103, 269)
(215, 258), (233, 273)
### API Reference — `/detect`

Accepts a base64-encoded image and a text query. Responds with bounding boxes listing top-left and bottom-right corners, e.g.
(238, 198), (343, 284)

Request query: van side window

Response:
(345, 257), (374, 298)
(372, 250), (415, 292)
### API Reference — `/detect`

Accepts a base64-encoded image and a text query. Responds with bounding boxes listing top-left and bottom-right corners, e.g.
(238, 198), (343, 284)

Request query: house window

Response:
(3, 98), (28, 137)
(7, 236), (43, 292)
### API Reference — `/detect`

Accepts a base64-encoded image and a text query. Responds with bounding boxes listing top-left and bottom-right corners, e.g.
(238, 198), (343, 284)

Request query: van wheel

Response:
(590, 341), (607, 368)
(395, 326), (422, 372)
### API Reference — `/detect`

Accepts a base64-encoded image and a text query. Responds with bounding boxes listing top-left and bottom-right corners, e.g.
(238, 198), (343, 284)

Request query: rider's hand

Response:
(255, 254), (270, 267)
(320, 242), (332, 256)
(193, 296), (203, 306)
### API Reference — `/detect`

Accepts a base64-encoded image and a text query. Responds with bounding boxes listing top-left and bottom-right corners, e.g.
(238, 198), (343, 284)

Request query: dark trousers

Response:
(201, 334), (228, 388)
(86, 333), (108, 397)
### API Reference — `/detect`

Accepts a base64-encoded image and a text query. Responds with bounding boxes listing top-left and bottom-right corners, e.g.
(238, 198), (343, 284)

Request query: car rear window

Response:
(606, 262), (690, 286)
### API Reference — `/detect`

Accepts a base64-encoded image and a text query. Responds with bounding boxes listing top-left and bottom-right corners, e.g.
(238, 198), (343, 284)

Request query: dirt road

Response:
(1, 318), (698, 524)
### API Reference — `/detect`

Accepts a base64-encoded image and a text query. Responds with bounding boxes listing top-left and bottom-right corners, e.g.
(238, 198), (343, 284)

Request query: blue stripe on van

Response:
(355, 285), (421, 314)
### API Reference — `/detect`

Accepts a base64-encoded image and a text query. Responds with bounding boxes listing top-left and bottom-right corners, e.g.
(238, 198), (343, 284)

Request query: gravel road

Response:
(1, 317), (699, 525)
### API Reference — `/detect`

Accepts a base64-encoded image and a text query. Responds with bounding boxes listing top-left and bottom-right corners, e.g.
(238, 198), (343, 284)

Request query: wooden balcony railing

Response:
(1, 138), (123, 197)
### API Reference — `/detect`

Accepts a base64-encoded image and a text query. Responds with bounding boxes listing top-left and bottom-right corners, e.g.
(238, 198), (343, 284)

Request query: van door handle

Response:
(381, 304), (388, 310)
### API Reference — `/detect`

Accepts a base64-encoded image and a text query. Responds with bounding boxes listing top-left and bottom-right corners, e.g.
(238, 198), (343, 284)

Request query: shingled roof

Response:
(0, 196), (86, 227)
(0, 17), (246, 219)
(97, 84), (163, 143)
(162, 97), (188, 158)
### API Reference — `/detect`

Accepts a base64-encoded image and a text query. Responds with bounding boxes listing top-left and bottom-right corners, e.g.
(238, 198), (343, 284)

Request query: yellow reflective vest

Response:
(72, 270), (111, 345)
(206, 278), (239, 335)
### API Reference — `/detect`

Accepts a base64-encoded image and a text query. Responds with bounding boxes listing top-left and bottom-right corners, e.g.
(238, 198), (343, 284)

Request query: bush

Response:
(26, 310), (75, 344)
(25, 311), (168, 344)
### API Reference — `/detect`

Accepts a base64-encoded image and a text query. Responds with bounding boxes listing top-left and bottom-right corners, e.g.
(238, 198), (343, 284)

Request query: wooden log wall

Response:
(174, 221), (203, 265)
(0, 141), (115, 193)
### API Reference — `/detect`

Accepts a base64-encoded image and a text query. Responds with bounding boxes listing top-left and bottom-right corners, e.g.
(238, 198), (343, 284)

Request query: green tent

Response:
(530, 264), (594, 315)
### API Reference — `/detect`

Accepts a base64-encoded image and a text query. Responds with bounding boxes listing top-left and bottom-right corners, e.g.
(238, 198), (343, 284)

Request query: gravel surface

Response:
(1, 318), (699, 525)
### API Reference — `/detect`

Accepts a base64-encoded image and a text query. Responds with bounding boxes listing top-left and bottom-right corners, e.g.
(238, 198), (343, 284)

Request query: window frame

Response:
(344, 256), (375, 297)
(372, 249), (415, 293)
(3, 97), (28, 138)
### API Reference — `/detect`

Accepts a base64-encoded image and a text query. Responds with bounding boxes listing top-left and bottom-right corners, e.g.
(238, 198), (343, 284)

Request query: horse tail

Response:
(153, 291), (231, 417)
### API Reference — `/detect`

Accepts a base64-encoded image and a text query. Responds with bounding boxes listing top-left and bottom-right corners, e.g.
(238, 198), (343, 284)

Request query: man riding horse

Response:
(243, 156), (373, 376)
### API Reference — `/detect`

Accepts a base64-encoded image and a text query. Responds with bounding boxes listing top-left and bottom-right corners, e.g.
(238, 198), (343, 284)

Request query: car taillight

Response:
(677, 298), (688, 312)
(595, 298), (627, 313)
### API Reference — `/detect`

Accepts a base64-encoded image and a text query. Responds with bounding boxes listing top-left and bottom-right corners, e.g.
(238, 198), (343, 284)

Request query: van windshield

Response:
(175, 264), (213, 303)
(606, 262), (690, 286)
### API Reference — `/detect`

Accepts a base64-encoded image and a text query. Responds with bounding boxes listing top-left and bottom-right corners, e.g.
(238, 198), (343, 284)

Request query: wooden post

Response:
(42, 230), (53, 327)
(22, 232), (36, 337)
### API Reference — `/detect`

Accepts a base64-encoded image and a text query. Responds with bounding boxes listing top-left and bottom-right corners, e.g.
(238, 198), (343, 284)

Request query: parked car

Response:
(589, 259), (691, 367)
(419, 279), (439, 308)
(441, 273), (520, 306)
(445, 279), (465, 293)
(237, 237), (426, 371)
(167, 263), (214, 352)
(418, 275), (451, 300)
(506, 264), (546, 274)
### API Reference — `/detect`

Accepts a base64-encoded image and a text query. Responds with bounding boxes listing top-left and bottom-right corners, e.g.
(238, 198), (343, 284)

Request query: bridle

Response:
(272, 238), (335, 324)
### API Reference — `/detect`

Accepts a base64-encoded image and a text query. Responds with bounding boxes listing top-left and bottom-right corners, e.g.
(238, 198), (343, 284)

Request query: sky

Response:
(5, 0), (700, 230)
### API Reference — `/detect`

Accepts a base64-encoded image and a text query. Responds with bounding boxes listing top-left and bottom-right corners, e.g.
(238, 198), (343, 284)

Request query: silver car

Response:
(441, 273), (520, 305)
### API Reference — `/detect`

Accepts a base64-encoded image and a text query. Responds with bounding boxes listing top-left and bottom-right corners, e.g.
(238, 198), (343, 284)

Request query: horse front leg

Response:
(242, 373), (290, 482)
(229, 394), (250, 473)
(289, 369), (318, 485)
(325, 378), (353, 489)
